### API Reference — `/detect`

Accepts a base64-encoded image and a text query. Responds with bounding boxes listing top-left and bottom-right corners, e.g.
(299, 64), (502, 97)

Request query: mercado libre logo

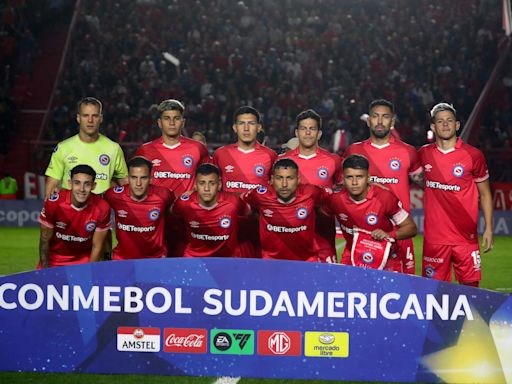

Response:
(210, 329), (254, 355)
(304, 331), (349, 358)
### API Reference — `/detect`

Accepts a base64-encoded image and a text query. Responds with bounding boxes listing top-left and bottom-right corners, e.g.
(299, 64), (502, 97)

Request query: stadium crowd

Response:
(43, 0), (505, 153)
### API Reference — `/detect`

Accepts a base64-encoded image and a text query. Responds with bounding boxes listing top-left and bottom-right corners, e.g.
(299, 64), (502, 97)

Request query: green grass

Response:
(0, 227), (510, 383)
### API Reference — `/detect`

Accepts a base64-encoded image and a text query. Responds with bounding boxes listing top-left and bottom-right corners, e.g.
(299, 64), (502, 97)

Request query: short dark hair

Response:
(158, 99), (185, 117)
(233, 106), (261, 123)
(195, 163), (220, 177)
(77, 97), (102, 114)
(296, 109), (322, 129)
(128, 156), (153, 172)
(70, 164), (96, 180)
(342, 155), (369, 171)
(369, 99), (395, 115)
(272, 158), (299, 173)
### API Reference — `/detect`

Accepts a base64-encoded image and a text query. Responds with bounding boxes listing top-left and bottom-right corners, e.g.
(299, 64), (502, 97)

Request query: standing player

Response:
(419, 103), (493, 286)
(282, 109), (342, 263)
(241, 158), (330, 261)
(135, 99), (210, 256)
(104, 156), (175, 260)
(38, 165), (111, 268)
(45, 97), (128, 199)
(172, 164), (249, 257)
(323, 155), (417, 271)
(344, 99), (422, 274)
(213, 106), (277, 257)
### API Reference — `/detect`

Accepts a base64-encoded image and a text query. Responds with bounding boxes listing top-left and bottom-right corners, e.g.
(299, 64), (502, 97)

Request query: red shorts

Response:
(422, 242), (481, 283)
(36, 254), (89, 269)
(341, 247), (403, 272)
(395, 238), (415, 275)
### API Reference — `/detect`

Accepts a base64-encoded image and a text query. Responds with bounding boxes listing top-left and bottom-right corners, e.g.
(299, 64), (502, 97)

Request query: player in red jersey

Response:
(135, 99), (210, 256)
(241, 158), (331, 261)
(344, 99), (422, 274)
(323, 155), (417, 271)
(419, 103), (493, 286)
(104, 156), (175, 260)
(213, 106), (277, 258)
(282, 109), (342, 263)
(38, 165), (111, 268)
(172, 163), (249, 257)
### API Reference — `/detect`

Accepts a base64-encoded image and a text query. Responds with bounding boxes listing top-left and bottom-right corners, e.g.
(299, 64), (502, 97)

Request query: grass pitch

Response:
(0, 227), (510, 383)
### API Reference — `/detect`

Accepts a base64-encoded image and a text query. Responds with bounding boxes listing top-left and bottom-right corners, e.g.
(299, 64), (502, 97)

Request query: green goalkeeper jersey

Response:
(45, 134), (128, 194)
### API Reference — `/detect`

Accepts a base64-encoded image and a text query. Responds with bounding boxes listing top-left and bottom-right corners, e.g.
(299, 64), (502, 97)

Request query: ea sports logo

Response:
(99, 154), (110, 166)
(180, 194), (190, 201)
(113, 186), (124, 193)
(362, 252), (374, 264)
(389, 159), (401, 171)
(49, 193), (59, 202)
(317, 167), (329, 180)
(425, 266), (435, 278)
(254, 165), (265, 177)
(296, 207), (308, 220)
(452, 165), (464, 178)
(220, 217), (231, 229)
(257, 186), (267, 194)
(365, 213), (378, 225)
(148, 209), (160, 221)
(85, 221), (96, 232)
(182, 155), (194, 168)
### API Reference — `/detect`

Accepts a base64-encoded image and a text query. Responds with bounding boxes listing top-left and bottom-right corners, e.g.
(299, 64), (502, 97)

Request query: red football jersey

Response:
(344, 136), (421, 210)
(104, 185), (175, 260)
(213, 143), (277, 193)
(322, 185), (409, 252)
(419, 138), (489, 245)
(135, 136), (210, 196)
(241, 184), (329, 261)
(281, 147), (342, 261)
(172, 191), (248, 257)
(38, 190), (111, 266)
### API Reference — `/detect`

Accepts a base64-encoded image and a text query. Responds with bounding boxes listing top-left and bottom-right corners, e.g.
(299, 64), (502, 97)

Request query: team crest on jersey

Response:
(85, 221), (96, 232)
(296, 207), (308, 220)
(113, 186), (125, 193)
(182, 155), (194, 168)
(389, 158), (401, 171)
(152, 159), (162, 167)
(253, 164), (265, 177)
(257, 186), (267, 194)
(148, 209), (160, 221)
(425, 266), (435, 278)
(365, 213), (378, 225)
(224, 165), (234, 173)
(99, 154), (110, 166)
(48, 193), (59, 202)
(180, 194), (191, 201)
(219, 217), (232, 229)
(317, 167), (329, 180)
(452, 164), (465, 178)
(362, 252), (374, 264)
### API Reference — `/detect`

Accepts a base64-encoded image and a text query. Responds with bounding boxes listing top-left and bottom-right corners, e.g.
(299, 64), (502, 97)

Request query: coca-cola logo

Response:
(163, 328), (207, 353)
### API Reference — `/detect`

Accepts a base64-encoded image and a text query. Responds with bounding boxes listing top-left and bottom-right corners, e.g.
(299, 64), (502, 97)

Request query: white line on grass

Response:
(212, 377), (241, 384)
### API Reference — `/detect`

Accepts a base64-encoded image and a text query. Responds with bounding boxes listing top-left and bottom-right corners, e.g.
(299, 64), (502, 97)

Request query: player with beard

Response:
(213, 106), (277, 258)
(38, 165), (111, 268)
(419, 103), (493, 286)
(172, 164), (249, 257)
(104, 156), (175, 260)
(323, 155), (417, 271)
(241, 158), (330, 261)
(281, 109), (342, 263)
(344, 99), (422, 274)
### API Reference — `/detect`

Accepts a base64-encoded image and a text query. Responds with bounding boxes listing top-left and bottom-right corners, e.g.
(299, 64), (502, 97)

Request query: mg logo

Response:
(268, 332), (291, 355)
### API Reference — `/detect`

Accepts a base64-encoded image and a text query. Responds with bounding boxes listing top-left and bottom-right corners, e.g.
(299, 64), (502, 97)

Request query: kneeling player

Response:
(323, 155), (417, 271)
(172, 164), (249, 257)
(38, 165), (111, 268)
(104, 156), (175, 260)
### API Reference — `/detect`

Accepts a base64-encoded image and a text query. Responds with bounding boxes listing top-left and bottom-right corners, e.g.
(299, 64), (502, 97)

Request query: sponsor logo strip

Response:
(304, 331), (349, 358)
(117, 327), (160, 352)
(210, 329), (254, 355)
(163, 328), (207, 353)
(257, 330), (301, 356)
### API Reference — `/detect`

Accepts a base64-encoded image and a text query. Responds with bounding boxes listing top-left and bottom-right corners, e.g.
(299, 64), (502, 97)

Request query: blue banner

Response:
(0, 200), (43, 227)
(0, 258), (510, 382)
